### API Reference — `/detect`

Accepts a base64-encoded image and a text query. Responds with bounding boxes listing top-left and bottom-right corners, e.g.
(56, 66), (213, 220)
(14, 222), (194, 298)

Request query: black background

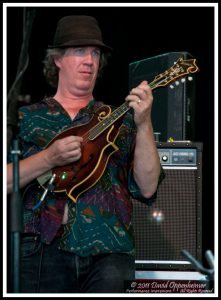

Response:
(6, 5), (216, 266)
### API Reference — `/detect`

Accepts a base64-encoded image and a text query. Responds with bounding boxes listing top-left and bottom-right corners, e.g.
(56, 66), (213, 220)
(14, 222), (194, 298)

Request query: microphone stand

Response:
(7, 8), (35, 292)
(9, 139), (22, 293)
(181, 249), (214, 291)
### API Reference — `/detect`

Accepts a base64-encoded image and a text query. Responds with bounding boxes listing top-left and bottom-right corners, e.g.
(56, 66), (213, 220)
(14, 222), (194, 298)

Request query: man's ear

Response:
(54, 56), (61, 68)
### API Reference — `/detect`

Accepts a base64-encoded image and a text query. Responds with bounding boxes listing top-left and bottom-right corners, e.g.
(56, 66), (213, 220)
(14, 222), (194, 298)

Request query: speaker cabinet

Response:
(129, 52), (197, 141)
(132, 142), (203, 270)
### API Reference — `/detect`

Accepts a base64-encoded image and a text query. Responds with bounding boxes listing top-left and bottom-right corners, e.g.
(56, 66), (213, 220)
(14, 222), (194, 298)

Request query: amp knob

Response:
(162, 155), (168, 162)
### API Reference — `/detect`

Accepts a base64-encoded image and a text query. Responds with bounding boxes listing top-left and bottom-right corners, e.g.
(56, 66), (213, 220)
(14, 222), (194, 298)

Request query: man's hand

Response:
(44, 135), (83, 168)
(125, 80), (153, 129)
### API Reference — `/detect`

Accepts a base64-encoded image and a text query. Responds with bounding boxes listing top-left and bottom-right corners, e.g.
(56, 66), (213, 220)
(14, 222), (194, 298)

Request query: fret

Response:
(89, 102), (130, 140)
(86, 57), (199, 141)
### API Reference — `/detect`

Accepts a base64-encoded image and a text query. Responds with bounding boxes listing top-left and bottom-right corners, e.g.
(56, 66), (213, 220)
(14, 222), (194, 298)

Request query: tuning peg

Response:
(188, 76), (193, 81)
(181, 78), (186, 83)
(175, 81), (180, 86)
(169, 85), (174, 89)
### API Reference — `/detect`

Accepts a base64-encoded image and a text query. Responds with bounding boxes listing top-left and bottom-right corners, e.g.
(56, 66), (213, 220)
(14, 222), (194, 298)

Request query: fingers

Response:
(60, 136), (83, 152)
(56, 136), (83, 157)
(125, 81), (154, 128)
(125, 81), (153, 107)
(46, 135), (83, 167)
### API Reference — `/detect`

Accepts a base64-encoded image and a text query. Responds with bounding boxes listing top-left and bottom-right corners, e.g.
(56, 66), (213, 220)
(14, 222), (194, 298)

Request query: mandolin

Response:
(37, 57), (199, 203)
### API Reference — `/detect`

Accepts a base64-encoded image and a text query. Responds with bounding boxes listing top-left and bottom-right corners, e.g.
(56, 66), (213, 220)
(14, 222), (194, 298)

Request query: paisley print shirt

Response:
(15, 97), (163, 257)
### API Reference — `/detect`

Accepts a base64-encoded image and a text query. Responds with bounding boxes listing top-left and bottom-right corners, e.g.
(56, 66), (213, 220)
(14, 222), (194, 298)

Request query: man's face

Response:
(55, 46), (101, 96)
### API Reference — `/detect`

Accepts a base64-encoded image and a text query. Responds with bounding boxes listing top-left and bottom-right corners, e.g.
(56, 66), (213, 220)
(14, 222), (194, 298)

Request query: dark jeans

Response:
(21, 234), (135, 293)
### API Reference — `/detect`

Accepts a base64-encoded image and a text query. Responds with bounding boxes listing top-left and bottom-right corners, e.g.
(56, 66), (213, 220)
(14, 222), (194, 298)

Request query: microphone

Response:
(32, 173), (56, 211)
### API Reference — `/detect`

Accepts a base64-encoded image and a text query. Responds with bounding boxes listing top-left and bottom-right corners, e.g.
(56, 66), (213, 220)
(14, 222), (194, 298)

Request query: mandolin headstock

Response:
(150, 57), (199, 90)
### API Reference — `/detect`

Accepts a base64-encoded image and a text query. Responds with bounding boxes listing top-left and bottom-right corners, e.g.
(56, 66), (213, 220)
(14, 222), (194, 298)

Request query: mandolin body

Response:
(46, 105), (124, 202)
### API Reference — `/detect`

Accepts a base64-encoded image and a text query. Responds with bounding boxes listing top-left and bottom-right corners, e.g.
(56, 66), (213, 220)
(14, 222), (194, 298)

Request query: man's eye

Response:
(73, 47), (100, 57)
(92, 50), (101, 57)
(74, 48), (85, 54)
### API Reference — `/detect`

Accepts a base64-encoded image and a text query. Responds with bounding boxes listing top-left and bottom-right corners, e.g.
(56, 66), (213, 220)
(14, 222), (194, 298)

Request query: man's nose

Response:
(84, 52), (94, 63)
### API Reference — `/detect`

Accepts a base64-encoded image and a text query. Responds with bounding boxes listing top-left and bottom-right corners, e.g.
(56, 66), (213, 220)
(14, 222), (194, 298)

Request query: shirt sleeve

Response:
(17, 105), (46, 159)
(128, 165), (165, 206)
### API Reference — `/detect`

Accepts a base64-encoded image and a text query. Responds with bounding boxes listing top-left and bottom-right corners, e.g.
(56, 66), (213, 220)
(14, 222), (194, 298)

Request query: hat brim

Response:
(48, 38), (112, 52)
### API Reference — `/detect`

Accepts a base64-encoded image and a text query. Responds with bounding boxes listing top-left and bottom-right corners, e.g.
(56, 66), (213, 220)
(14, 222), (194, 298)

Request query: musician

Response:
(7, 15), (164, 293)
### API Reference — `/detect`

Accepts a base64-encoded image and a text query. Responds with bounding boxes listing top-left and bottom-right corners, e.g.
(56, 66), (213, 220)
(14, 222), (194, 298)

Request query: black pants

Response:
(21, 235), (135, 293)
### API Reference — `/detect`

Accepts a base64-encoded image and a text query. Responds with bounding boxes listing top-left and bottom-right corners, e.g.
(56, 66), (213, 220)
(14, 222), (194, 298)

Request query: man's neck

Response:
(53, 91), (93, 119)
(54, 91), (92, 106)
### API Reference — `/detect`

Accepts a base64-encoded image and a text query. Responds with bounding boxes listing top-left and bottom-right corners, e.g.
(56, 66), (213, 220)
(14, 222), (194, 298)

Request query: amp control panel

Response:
(158, 148), (197, 166)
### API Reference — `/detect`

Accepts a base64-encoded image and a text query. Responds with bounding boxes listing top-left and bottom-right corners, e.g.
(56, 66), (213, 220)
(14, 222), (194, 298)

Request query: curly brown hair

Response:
(43, 48), (110, 89)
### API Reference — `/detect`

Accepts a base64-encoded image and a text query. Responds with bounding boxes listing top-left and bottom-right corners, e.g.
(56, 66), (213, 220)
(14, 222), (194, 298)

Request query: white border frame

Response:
(3, 2), (218, 298)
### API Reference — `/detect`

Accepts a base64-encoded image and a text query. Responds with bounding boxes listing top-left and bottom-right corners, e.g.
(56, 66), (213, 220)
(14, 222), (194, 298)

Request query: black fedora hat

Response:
(48, 15), (112, 52)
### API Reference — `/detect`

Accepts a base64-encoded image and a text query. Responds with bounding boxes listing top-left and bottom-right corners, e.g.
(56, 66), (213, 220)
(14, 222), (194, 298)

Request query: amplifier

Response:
(132, 142), (203, 270)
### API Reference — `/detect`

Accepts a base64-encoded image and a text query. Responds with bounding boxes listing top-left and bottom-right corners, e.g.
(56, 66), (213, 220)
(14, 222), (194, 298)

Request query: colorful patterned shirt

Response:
(16, 97), (163, 257)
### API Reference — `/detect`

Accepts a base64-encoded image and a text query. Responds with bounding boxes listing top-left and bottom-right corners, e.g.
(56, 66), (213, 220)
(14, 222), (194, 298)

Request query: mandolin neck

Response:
(88, 57), (199, 140)
(89, 80), (159, 140)
(88, 102), (130, 140)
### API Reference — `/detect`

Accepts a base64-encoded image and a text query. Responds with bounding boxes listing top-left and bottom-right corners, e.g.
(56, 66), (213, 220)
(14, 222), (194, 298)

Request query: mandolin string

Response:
(83, 109), (123, 141)
(85, 102), (129, 141)
(79, 60), (196, 144)
(80, 69), (183, 145)
(95, 103), (129, 137)
(80, 80), (158, 145)
(89, 103), (129, 138)
(79, 75), (165, 145)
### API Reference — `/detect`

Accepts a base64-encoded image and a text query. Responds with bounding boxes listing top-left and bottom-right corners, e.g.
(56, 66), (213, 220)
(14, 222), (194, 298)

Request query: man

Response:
(7, 15), (163, 293)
